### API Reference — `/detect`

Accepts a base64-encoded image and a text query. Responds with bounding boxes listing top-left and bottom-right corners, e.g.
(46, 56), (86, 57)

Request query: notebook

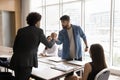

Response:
(48, 57), (63, 62)
(67, 60), (86, 66)
(51, 63), (75, 72)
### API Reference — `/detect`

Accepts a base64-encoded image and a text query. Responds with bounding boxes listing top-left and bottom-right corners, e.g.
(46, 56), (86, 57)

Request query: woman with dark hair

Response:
(10, 12), (55, 80)
(65, 44), (107, 80)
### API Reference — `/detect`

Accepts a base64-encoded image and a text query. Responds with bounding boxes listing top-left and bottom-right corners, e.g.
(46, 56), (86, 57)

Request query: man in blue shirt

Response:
(54, 15), (88, 61)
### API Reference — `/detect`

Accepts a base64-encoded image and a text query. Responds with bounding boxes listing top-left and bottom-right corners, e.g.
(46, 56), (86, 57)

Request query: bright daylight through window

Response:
(30, 0), (120, 69)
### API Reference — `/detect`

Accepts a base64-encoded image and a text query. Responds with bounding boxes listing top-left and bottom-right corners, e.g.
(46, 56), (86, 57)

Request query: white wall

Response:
(0, 12), (3, 45)
(2, 11), (11, 46)
(21, 0), (30, 27)
(0, 11), (15, 47)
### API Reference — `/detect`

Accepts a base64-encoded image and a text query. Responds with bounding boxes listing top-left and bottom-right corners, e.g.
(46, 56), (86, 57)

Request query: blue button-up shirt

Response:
(56, 24), (86, 60)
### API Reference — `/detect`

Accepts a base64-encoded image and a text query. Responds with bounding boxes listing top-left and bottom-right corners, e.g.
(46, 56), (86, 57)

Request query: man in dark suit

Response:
(10, 12), (55, 80)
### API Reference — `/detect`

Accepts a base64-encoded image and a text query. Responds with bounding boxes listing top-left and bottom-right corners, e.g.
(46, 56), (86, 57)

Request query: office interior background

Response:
(0, 0), (120, 76)
(30, 0), (120, 75)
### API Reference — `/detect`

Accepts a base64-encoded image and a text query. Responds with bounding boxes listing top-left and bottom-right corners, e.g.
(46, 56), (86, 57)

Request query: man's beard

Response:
(62, 25), (68, 29)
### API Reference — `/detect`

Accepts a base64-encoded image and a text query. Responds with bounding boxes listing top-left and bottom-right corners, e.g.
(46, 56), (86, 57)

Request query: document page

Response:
(48, 57), (64, 62)
(51, 63), (75, 72)
(67, 60), (86, 66)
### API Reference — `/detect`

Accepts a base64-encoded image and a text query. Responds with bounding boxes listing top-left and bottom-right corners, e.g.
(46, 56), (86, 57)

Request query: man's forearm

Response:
(84, 39), (88, 48)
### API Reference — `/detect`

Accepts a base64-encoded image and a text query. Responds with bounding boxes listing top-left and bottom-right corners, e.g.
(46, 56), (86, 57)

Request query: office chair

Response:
(94, 68), (110, 80)
(0, 72), (15, 80)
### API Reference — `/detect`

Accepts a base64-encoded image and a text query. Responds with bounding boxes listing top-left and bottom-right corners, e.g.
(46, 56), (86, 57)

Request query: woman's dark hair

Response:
(60, 15), (70, 21)
(47, 36), (51, 39)
(26, 12), (42, 26)
(90, 44), (107, 71)
(45, 36), (51, 50)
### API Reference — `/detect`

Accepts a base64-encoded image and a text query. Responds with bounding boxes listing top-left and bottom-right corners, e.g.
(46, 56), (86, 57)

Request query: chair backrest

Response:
(94, 68), (110, 80)
(0, 72), (15, 80)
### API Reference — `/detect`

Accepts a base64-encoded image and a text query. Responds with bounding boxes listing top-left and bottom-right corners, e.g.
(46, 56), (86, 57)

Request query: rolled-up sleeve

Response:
(56, 31), (64, 45)
(79, 27), (86, 41)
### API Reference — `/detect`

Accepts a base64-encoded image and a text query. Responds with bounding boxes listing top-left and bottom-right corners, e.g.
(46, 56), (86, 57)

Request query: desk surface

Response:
(32, 57), (84, 80)
(0, 52), (12, 60)
(0, 53), (84, 80)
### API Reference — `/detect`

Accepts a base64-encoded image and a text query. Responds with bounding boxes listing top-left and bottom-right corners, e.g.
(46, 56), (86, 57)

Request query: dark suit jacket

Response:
(10, 26), (55, 68)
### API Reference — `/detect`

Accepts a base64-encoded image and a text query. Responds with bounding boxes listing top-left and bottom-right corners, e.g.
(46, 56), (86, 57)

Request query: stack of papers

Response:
(51, 63), (75, 72)
(48, 57), (63, 62)
(67, 60), (86, 66)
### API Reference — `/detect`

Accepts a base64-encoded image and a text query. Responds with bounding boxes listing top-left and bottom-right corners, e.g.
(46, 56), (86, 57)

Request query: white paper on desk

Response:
(67, 60), (86, 66)
(48, 57), (63, 62)
(51, 63), (74, 72)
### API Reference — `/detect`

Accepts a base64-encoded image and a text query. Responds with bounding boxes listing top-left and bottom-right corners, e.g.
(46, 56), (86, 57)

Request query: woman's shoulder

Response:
(85, 62), (92, 67)
(84, 62), (92, 73)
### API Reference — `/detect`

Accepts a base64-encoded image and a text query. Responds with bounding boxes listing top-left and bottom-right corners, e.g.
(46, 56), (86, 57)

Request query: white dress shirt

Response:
(42, 43), (58, 56)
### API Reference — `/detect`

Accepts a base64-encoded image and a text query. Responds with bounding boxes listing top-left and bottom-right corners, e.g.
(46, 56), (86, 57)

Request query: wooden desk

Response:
(31, 57), (84, 80)
(0, 54), (84, 80)
(0, 52), (12, 72)
(0, 46), (13, 59)
(0, 46), (13, 54)
(0, 51), (12, 61)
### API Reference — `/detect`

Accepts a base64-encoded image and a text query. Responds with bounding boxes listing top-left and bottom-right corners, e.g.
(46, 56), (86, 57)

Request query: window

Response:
(46, 5), (59, 36)
(63, 1), (81, 25)
(30, 0), (42, 12)
(113, 0), (120, 67)
(84, 0), (111, 65)
(46, 0), (59, 5)
(63, 0), (78, 3)
(30, 0), (120, 73)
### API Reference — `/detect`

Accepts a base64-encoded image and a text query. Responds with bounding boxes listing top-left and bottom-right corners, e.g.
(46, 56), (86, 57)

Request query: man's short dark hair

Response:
(60, 15), (70, 21)
(26, 12), (42, 26)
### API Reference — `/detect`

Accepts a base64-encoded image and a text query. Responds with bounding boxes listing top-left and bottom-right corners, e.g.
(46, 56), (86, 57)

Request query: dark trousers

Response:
(66, 57), (82, 61)
(14, 66), (32, 80)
